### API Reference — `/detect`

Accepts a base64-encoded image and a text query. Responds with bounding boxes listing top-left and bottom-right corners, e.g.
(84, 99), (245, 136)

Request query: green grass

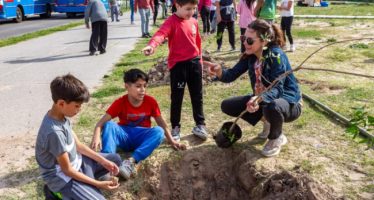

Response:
(295, 4), (374, 16)
(0, 21), (83, 48)
(293, 28), (323, 38)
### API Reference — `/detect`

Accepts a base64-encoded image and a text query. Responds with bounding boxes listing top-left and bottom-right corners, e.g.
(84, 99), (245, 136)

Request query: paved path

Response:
(0, 13), (81, 40)
(0, 12), (145, 138)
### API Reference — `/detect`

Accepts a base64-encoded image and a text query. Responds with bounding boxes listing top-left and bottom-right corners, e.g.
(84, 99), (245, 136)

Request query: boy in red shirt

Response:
(142, 0), (208, 142)
(90, 69), (185, 180)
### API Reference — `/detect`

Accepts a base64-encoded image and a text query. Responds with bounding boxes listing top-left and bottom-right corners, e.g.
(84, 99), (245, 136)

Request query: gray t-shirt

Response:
(35, 113), (82, 192)
(85, 0), (109, 24)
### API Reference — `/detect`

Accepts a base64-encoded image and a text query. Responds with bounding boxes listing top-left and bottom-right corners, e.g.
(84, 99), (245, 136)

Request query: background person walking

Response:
(135, 0), (155, 37)
(85, 0), (109, 55)
(278, 0), (295, 52)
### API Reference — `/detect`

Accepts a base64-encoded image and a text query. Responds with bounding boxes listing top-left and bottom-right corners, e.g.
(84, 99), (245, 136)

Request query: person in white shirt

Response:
(278, 0), (295, 52)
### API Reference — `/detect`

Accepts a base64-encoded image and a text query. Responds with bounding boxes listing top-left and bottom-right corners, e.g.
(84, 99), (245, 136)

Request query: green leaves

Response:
(346, 106), (374, 148)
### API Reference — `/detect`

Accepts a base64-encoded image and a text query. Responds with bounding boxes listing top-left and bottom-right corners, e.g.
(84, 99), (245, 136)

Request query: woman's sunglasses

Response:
(240, 36), (258, 45)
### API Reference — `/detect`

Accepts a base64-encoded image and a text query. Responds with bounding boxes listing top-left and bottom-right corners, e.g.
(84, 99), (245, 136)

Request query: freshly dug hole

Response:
(138, 148), (341, 200)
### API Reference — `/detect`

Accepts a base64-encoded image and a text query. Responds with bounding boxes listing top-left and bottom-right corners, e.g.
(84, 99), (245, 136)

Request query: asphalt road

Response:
(0, 12), (142, 138)
(0, 13), (82, 40)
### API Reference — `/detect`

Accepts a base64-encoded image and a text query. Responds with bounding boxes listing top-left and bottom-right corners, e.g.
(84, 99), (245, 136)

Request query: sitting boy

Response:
(35, 74), (121, 200)
(91, 68), (186, 179)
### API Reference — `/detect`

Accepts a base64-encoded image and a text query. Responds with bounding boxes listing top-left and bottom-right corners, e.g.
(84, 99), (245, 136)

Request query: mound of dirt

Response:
(147, 53), (216, 86)
(136, 148), (341, 200)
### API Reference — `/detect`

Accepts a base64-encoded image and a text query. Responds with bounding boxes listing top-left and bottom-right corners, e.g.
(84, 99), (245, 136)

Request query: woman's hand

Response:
(142, 46), (154, 56)
(203, 61), (222, 78)
(246, 96), (260, 113)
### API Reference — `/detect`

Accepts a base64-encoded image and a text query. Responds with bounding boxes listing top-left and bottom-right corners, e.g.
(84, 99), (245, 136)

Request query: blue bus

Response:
(0, 0), (54, 22)
(54, 0), (109, 18)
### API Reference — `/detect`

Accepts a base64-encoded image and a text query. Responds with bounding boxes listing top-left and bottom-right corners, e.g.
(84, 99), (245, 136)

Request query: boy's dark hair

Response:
(123, 69), (149, 84)
(176, 0), (198, 6)
(50, 74), (90, 103)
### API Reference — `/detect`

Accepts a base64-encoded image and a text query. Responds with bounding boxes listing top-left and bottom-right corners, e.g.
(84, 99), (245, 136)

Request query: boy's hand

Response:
(97, 180), (120, 190)
(246, 96), (260, 113)
(203, 61), (222, 78)
(101, 160), (119, 176)
(142, 46), (154, 56)
(90, 135), (102, 151)
(171, 141), (187, 151)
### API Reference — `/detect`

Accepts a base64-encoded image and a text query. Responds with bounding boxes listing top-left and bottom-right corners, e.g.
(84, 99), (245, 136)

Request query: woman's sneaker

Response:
(192, 125), (208, 141)
(257, 121), (270, 139)
(171, 126), (181, 142)
(119, 159), (135, 180)
(262, 134), (288, 157)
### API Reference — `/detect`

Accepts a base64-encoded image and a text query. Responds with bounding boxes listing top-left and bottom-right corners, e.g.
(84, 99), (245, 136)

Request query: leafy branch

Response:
(346, 107), (374, 148)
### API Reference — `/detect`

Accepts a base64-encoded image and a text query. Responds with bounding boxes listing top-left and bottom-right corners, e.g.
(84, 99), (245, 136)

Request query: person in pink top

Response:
(237, 0), (256, 53)
(135, 0), (155, 37)
(142, 0), (208, 142)
(198, 0), (212, 35)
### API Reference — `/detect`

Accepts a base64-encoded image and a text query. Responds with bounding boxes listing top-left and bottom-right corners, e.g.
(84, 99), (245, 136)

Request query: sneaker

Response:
(290, 44), (296, 52)
(257, 121), (270, 139)
(89, 51), (98, 56)
(145, 33), (152, 38)
(262, 134), (288, 157)
(171, 126), (181, 142)
(141, 34), (147, 38)
(216, 48), (221, 52)
(192, 125), (208, 141)
(119, 159), (135, 180)
(99, 50), (106, 54)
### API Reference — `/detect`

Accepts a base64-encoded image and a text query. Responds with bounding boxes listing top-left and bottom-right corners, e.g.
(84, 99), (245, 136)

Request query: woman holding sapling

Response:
(204, 19), (302, 157)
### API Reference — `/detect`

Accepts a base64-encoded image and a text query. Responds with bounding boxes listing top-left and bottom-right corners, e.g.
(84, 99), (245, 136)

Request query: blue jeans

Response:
(101, 121), (165, 162)
(130, 0), (134, 23)
(139, 8), (150, 35)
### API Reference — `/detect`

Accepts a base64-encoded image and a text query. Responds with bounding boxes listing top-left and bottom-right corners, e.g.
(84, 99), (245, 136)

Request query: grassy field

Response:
(1, 4), (374, 200)
(0, 21), (84, 48)
(295, 4), (374, 16)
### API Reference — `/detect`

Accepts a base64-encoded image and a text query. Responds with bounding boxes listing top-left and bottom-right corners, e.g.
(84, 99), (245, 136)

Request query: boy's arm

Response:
(56, 152), (119, 190)
(134, 0), (138, 12)
(74, 130), (119, 175)
(154, 116), (186, 150)
(215, 1), (221, 23)
(254, 0), (264, 16)
(142, 18), (173, 55)
(91, 113), (112, 151)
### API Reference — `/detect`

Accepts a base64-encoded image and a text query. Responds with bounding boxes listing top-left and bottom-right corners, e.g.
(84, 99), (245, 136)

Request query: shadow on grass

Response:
(116, 57), (162, 67)
(0, 167), (44, 198)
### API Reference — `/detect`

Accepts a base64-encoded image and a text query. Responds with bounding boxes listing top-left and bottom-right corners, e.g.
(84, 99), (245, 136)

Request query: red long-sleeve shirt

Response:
(135, 0), (154, 11)
(148, 14), (202, 69)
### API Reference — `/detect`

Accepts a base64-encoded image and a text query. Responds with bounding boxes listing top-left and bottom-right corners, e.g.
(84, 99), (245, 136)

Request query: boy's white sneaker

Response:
(171, 126), (181, 142)
(119, 159), (135, 180)
(192, 125), (208, 141)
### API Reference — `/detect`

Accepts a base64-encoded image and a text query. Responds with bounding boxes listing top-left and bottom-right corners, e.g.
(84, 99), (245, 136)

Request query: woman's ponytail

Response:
(270, 23), (285, 48)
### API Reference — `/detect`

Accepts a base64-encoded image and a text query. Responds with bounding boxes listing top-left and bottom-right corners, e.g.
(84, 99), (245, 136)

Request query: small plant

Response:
(349, 43), (369, 49)
(346, 107), (374, 148)
(222, 129), (236, 143)
(327, 38), (337, 43)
